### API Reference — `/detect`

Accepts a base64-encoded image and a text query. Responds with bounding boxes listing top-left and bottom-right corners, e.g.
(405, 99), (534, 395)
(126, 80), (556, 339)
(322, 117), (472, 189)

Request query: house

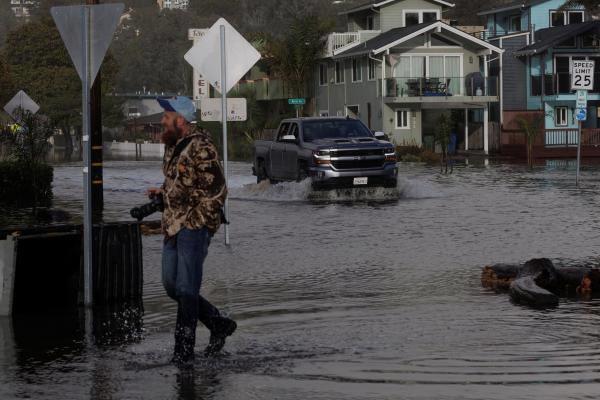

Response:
(478, 0), (600, 158)
(315, 0), (503, 153)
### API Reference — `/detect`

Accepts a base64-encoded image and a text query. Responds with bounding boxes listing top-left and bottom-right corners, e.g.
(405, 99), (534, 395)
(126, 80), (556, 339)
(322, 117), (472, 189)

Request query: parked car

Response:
(252, 117), (398, 189)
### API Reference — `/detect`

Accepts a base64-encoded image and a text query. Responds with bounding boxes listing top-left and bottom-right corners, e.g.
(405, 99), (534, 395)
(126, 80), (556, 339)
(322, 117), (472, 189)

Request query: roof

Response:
(340, 0), (454, 15)
(333, 20), (503, 58)
(477, 0), (545, 16)
(514, 21), (600, 56)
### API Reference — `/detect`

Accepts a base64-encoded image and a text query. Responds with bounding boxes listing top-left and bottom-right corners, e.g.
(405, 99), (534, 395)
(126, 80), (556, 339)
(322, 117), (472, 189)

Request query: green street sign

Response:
(288, 98), (305, 105)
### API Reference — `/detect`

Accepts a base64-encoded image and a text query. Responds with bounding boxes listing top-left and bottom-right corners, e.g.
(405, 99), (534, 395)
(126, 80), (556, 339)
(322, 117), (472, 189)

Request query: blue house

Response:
(478, 0), (600, 157)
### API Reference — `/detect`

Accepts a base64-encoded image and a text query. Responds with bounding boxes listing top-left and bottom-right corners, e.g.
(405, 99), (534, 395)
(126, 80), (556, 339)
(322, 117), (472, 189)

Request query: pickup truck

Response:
(252, 117), (398, 189)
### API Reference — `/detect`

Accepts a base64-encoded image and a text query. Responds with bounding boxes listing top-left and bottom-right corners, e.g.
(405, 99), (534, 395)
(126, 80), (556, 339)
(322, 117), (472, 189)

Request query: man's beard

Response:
(161, 122), (182, 146)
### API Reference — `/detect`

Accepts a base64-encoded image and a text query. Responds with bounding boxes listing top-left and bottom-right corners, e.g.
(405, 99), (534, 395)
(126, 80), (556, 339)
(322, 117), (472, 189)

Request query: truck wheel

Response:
(256, 161), (267, 183)
(297, 163), (308, 182)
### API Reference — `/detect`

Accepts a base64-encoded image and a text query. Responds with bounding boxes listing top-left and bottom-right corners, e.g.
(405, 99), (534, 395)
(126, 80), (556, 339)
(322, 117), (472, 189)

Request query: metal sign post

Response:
(220, 25), (230, 245)
(571, 60), (594, 187)
(51, 3), (123, 306)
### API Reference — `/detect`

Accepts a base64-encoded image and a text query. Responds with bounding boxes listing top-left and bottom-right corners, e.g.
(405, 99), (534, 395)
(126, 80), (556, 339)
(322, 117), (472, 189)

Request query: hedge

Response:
(0, 161), (53, 207)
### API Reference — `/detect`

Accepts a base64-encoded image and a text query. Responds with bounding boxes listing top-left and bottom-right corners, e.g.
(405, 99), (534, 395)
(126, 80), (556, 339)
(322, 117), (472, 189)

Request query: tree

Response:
(0, 55), (15, 107)
(4, 17), (123, 159)
(265, 16), (334, 98)
(434, 113), (453, 174)
(0, 108), (54, 209)
(516, 113), (544, 168)
(561, 1), (600, 15)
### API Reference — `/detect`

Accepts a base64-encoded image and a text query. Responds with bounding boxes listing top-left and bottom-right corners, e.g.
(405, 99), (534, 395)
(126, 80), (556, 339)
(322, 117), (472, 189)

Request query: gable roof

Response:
(332, 20), (503, 58)
(514, 21), (600, 56)
(477, 0), (546, 16)
(340, 0), (454, 15)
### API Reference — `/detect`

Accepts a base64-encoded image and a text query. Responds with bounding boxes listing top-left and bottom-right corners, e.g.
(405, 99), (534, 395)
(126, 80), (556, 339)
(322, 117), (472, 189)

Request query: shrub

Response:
(0, 161), (53, 207)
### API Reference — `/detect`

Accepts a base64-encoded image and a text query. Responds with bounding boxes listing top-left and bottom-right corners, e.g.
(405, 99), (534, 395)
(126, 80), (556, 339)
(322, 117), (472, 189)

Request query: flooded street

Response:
(2, 160), (600, 399)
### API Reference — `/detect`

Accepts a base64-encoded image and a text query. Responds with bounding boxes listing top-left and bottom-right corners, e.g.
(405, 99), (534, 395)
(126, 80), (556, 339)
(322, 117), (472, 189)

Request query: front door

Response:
(270, 123), (290, 179)
(282, 123), (300, 180)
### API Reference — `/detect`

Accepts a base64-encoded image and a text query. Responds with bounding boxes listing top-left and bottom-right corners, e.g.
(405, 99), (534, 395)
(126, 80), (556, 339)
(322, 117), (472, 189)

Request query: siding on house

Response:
(493, 35), (527, 110)
(379, 0), (442, 32)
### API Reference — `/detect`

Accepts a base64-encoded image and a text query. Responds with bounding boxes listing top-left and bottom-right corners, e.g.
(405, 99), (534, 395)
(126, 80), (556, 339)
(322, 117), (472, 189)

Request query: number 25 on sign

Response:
(571, 60), (595, 91)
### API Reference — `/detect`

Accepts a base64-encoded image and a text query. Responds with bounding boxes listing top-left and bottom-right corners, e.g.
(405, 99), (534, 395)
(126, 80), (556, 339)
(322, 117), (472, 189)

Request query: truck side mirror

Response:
(373, 131), (385, 139)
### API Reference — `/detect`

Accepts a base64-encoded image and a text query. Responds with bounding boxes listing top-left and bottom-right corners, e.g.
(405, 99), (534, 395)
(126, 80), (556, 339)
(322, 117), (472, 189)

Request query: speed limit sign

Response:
(571, 60), (595, 90)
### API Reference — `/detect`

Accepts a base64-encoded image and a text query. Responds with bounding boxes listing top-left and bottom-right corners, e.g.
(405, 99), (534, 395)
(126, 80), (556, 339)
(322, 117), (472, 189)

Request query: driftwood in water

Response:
(509, 258), (559, 307)
(481, 264), (520, 290)
(481, 259), (600, 307)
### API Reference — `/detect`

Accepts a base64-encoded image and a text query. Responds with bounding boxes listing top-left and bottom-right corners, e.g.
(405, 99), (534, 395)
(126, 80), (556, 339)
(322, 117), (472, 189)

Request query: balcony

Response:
(324, 30), (381, 57)
(469, 29), (528, 41)
(531, 73), (600, 96)
(236, 79), (311, 101)
(383, 76), (499, 101)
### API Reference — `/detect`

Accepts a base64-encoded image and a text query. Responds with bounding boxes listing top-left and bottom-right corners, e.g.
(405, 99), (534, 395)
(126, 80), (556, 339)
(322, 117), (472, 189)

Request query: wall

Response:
(380, 0), (441, 31)
(530, 0), (585, 30)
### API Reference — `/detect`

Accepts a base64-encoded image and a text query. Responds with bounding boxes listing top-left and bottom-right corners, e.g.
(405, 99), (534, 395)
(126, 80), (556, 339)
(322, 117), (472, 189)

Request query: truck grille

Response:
(331, 159), (384, 170)
(330, 149), (385, 157)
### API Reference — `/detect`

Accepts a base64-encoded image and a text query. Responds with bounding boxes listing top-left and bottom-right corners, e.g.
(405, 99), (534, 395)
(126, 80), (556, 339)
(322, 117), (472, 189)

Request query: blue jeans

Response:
(162, 227), (220, 340)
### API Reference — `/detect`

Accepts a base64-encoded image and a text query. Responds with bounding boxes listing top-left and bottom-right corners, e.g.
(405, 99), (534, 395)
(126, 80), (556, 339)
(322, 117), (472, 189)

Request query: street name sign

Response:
(184, 18), (261, 94)
(571, 60), (595, 91)
(288, 98), (306, 105)
(200, 98), (247, 121)
(4, 90), (39, 118)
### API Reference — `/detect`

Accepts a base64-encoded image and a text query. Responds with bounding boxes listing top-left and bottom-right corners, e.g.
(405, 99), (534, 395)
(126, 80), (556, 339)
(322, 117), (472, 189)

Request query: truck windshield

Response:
(302, 120), (373, 142)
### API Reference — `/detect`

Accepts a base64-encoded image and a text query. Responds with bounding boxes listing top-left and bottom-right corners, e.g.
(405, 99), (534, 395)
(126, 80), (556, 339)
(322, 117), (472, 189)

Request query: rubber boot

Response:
(172, 296), (198, 365)
(204, 316), (237, 357)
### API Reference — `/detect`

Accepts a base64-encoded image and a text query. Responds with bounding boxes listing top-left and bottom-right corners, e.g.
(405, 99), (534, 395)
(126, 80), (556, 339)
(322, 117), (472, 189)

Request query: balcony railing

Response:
(469, 29), (528, 41)
(383, 76), (499, 98)
(545, 128), (600, 147)
(236, 79), (311, 101)
(324, 30), (380, 57)
(532, 73), (600, 96)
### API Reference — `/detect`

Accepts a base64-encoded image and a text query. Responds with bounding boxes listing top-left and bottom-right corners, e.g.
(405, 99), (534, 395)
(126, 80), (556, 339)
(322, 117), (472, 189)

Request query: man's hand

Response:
(146, 187), (162, 200)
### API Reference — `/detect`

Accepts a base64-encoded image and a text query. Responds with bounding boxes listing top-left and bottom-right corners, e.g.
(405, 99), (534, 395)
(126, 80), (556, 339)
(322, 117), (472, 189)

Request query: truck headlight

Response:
(384, 147), (397, 162)
(313, 150), (331, 165)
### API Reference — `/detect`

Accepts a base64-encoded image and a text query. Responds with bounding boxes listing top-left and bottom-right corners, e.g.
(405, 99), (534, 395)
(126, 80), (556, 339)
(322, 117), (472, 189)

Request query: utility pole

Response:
(87, 0), (103, 214)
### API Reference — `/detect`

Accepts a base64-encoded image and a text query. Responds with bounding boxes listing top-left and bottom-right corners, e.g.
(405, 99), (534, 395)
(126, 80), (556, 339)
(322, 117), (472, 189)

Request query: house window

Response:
(346, 105), (359, 118)
(555, 107), (568, 126)
(395, 109), (410, 129)
(568, 11), (584, 24)
(368, 58), (376, 80)
(423, 12), (437, 23)
(352, 58), (362, 82)
(405, 12), (419, 27)
(319, 64), (328, 86)
(550, 11), (566, 27)
(335, 61), (344, 83)
(404, 10), (440, 27)
(508, 15), (521, 32)
(582, 32), (599, 48)
(366, 15), (374, 30)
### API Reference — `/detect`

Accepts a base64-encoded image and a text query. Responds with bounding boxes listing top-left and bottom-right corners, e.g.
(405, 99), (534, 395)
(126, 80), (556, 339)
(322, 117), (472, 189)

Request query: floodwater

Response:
(2, 159), (600, 399)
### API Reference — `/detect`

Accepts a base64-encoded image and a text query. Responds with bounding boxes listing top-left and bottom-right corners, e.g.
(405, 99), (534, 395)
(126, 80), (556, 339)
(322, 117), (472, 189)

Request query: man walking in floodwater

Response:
(148, 96), (236, 365)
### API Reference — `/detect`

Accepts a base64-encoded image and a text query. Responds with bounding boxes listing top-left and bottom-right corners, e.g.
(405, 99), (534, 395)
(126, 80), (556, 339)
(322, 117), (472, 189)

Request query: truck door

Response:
(270, 123), (289, 179)
(283, 123), (301, 179)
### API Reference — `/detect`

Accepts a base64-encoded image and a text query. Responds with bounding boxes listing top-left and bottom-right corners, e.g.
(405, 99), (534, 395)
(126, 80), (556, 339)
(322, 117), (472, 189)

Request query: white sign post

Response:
(188, 29), (209, 101)
(571, 60), (594, 186)
(51, 3), (124, 307)
(184, 18), (261, 245)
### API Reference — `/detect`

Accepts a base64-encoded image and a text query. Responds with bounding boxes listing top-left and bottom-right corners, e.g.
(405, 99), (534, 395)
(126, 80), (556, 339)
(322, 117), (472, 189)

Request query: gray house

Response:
(315, 0), (503, 153)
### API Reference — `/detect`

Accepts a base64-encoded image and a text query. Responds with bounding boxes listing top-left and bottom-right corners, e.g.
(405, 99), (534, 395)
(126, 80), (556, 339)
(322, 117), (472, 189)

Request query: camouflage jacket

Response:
(161, 128), (227, 237)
